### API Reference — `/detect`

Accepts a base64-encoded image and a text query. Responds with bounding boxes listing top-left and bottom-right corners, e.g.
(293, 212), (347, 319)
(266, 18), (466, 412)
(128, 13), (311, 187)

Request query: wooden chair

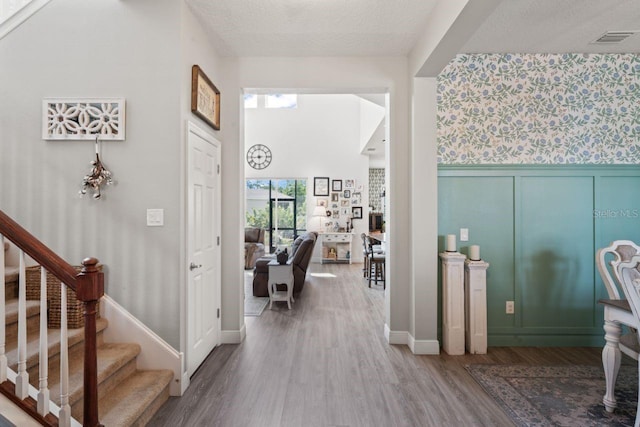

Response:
(608, 254), (640, 426)
(597, 240), (640, 418)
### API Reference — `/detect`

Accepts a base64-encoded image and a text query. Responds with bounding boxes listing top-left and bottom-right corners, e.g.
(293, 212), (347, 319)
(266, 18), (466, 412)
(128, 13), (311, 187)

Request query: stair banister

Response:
(0, 210), (104, 427)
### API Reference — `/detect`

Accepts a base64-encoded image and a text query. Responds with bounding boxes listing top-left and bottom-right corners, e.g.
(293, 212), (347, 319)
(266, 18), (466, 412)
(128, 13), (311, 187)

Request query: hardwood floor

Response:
(150, 263), (606, 427)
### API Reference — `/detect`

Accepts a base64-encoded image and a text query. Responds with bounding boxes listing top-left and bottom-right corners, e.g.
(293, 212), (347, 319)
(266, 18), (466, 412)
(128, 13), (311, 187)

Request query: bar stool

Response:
(367, 236), (385, 289)
(361, 233), (371, 278)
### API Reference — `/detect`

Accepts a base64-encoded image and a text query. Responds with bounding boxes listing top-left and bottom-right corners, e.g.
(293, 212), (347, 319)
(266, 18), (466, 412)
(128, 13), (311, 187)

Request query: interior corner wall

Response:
(0, 0), (183, 347)
(179, 3), (241, 341)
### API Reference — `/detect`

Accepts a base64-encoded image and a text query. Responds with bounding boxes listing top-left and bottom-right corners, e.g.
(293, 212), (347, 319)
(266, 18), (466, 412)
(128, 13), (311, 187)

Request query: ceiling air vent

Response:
(592, 31), (638, 44)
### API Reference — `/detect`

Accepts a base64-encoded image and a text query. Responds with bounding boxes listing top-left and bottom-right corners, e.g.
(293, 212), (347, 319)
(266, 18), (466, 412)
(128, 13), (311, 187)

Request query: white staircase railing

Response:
(0, 234), (78, 426)
(0, 0), (50, 40)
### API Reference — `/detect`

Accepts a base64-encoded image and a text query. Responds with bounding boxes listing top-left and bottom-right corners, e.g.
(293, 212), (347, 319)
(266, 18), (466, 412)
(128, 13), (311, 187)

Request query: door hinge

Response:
(217, 308), (220, 318)
(217, 236), (220, 246)
(217, 164), (220, 174)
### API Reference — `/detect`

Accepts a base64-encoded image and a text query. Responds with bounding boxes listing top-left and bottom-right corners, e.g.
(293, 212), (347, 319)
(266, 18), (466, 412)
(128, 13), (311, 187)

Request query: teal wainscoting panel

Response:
(438, 176), (515, 335)
(594, 176), (640, 303)
(519, 176), (595, 329)
(596, 176), (640, 247)
(438, 166), (640, 347)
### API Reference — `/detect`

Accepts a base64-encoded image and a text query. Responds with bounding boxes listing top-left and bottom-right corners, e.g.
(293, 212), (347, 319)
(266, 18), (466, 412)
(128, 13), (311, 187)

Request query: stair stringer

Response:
(99, 294), (187, 396)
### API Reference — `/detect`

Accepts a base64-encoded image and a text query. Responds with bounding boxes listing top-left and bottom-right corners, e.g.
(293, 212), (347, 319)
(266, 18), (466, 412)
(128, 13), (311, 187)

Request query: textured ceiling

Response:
(462, 0), (640, 54)
(187, 0), (640, 58)
(186, 0), (438, 56)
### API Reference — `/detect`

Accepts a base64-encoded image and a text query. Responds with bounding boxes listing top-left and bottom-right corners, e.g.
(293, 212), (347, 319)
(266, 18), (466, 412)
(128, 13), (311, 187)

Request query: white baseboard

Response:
(384, 324), (409, 345)
(100, 295), (185, 396)
(221, 324), (246, 344)
(384, 324), (440, 354)
(408, 335), (440, 355)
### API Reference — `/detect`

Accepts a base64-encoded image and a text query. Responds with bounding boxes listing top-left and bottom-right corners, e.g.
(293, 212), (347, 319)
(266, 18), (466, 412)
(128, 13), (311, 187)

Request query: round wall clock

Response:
(246, 144), (272, 170)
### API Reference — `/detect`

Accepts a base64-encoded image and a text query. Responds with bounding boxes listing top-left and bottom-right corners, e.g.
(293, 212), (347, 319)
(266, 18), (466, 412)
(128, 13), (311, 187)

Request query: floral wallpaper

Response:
(437, 53), (640, 164)
(369, 168), (385, 212)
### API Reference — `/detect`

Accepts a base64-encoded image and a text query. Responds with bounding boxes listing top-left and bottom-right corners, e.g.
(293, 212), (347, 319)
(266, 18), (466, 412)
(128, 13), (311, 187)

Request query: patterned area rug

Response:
(467, 364), (637, 426)
(244, 271), (268, 317)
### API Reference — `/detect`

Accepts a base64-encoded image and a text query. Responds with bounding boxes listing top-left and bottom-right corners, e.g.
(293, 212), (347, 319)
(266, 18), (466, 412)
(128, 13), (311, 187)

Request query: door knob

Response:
(189, 262), (202, 271)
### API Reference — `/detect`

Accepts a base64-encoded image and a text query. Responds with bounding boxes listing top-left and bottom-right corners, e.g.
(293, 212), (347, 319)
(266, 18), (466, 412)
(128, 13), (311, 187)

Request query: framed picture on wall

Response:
(352, 206), (363, 219)
(344, 179), (355, 189)
(191, 65), (220, 130)
(343, 190), (351, 199)
(316, 198), (328, 207)
(352, 192), (362, 205)
(332, 180), (343, 191)
(314, 177), (330, 196)
(331, 193), (340, 202)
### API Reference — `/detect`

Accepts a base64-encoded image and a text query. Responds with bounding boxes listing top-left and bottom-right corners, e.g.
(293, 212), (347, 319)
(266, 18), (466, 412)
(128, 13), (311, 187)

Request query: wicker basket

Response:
(25, 265), (101, 329)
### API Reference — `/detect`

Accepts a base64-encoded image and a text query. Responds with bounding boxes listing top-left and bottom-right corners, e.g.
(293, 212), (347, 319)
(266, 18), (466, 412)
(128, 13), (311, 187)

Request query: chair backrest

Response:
(245, 227), (265, 244)
(360, 233), (370, 254)
(597, 240), (640, 300)
(617, 254), (640, 322)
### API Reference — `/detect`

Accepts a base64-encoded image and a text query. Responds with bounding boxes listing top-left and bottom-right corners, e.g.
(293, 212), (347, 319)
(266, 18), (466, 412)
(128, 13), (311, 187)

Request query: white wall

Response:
(179, 2), (234, 345)
(244, 94), (370, 262)
(0, 0), (225, 350)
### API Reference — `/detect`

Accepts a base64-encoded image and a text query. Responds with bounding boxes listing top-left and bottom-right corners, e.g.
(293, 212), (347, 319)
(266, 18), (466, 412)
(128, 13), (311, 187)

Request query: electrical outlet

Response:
(506, 300), (515, 314)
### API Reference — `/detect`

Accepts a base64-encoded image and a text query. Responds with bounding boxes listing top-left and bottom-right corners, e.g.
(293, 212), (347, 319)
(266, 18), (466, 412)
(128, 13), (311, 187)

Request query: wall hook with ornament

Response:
(79, 135), (114, 199)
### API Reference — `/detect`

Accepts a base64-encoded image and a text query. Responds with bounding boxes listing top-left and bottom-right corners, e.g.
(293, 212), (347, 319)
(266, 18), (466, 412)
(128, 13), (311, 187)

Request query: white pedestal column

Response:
(439, 251), (466, 355)
(464, 259), (490, 354)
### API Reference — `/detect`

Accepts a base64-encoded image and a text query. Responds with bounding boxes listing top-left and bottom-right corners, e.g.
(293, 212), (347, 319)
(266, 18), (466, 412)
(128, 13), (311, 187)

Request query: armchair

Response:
(252, 232), (317, 297)
(244, 227), (266, 269)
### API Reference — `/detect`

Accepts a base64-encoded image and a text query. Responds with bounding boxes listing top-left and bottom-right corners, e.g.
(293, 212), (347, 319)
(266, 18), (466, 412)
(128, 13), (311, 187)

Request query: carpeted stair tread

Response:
(99, 369), (174, 427)
(3, 266), (19, 284)
(5, 317), (109, 370)
(47, 342), (141, 408)
(4, 299), (40, 326)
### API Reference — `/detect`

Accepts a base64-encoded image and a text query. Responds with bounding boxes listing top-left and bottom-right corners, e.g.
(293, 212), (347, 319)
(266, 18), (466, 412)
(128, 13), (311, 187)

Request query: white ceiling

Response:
(462, 0), (640, 54)
(186, 0), (438, 57)
(187, 0), (640, 58)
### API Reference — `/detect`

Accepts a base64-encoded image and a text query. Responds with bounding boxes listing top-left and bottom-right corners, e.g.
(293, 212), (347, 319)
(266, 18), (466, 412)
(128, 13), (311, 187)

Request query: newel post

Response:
(75, 257), (104, 427)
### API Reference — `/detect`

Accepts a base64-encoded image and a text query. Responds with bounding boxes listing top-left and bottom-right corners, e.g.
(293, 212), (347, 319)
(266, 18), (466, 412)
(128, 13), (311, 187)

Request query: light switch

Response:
(460, 228), (469, 242)
(147, 209), (164, 227)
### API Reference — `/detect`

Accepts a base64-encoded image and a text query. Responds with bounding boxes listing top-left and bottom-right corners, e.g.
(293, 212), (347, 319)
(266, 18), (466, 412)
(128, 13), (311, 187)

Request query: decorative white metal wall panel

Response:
(42, 99), (125, 140)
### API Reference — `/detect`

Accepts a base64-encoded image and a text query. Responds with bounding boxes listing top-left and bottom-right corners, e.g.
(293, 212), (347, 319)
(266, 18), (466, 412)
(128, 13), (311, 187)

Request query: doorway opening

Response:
(242, 91), (390, 319)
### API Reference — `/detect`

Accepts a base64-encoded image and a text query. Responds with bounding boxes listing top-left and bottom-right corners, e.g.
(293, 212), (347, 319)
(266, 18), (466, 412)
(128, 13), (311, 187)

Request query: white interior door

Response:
(187, 122), (221, 377)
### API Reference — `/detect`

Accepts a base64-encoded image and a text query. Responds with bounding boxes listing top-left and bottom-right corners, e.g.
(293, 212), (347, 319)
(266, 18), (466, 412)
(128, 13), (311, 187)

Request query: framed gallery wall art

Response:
(314, 177), (330, 196)
(352, 206), (363, 219)
(332, 180), (342, 192)
(191, 65), (220, 130)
